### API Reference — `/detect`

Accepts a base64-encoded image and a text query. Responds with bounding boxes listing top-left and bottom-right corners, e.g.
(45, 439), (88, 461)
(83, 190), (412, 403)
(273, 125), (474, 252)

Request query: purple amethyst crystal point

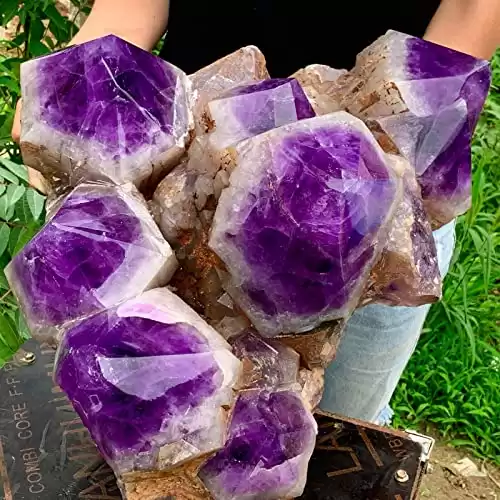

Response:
(364, 155), (441, 306)
(292, 64), (348, 115)
(209, 112), (400, 335)
(231, 329), (300, 391)
(337, 30), (491, 227)
(190, 46), (269, 134)
(5, 183), (177, 344)
(20, 35), (192, 191)
(199, 389), (317, 500)
(55, 288), (240, 474)
(206, 78), (315, 149)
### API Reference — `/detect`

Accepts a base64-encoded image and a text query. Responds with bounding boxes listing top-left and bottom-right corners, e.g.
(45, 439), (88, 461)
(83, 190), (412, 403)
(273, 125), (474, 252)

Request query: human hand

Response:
(11, 98), (22, 144)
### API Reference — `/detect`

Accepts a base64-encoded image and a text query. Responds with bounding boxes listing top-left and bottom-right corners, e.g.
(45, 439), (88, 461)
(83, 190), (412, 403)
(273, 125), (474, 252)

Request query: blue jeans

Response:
(320, 221), (456, 424)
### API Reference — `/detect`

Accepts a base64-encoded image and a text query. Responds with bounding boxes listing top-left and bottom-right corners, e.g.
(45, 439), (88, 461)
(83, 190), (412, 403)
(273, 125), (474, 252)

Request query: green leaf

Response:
(7, 225), (21, 255)
(0, 314), (19, 353)
(0, 223), (10, 258)
(0, 166), (19, 184)
(11, 225), (38, 256)
(15, 194), (32, 224)
(0, 184), (6, 196)
(5, 184), (26, 208)
(29, 39), (51, 58)
(26, 188), (45, 221)
(0, 158), (29, 182)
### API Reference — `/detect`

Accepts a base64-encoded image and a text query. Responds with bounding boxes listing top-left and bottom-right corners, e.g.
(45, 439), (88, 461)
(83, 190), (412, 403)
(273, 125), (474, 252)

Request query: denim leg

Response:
(320, 221), (456, 422)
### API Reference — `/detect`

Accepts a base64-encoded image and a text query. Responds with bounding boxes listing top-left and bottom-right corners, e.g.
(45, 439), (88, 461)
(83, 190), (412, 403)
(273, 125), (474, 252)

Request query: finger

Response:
(11, 98), (22, 144)
(27, 167), (50, 195)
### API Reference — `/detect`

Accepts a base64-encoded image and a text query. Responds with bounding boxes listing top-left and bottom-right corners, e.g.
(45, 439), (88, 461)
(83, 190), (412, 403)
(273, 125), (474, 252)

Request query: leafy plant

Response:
(0, 158), (45, 361)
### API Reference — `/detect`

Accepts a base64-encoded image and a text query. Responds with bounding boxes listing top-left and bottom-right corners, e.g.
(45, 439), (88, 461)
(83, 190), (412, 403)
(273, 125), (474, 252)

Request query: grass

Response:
(392, 51), (500, 465)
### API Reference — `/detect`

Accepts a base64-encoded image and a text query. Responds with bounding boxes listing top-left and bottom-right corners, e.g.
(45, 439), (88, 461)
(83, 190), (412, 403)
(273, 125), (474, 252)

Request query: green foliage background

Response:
(0, 0), (499, 465)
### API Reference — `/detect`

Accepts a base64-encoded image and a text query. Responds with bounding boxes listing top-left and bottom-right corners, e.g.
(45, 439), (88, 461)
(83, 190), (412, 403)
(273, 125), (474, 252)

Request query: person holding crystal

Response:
(11, 0), (500, 425)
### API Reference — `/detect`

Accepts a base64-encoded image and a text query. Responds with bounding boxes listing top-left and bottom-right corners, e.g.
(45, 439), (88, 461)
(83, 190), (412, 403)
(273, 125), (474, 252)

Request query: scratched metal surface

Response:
(0, 340), (425, 500)
(0, 340), (119, 499)
(299, 412), (424, 500)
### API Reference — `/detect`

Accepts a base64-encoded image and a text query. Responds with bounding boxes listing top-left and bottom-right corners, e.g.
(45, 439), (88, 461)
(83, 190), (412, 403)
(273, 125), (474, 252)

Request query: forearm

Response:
(70, 0), (169, 50)
(425, 0), (500, 59)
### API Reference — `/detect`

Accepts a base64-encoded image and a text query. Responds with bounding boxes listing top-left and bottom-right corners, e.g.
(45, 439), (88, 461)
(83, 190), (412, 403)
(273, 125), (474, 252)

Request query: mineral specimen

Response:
(199, 390), (317, 500)
(149, 162), (197, 246)
(6, 183), (177, 343)
(336, 30), (491, 227)
(292, 64), (347, 115)
(55, 288), (241, 475)
(209, 112), (401, 335)
(154, 78), (314, 327)
(363, 155), (441, 306)
(190, 46), (269, 134)
(204, 78), (315, 150)
(231, 330), (300, 391)
(20, 35), (192, 191)
(231, 329), (324, 411)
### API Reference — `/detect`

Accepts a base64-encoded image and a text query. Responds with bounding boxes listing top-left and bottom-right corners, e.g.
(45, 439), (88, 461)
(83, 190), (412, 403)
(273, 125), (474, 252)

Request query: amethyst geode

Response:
(337, 30), (491, 227)
(5, 183), (177, 343)
(55, 288), (240, 474)
(20, 35), (192, 190)
(209, 112), (401, 335)
(199, 390), (317, 499)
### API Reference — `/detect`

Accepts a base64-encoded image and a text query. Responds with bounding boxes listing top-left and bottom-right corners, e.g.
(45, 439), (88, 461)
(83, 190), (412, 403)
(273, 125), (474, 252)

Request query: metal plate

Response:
(0, 340), (426, 499)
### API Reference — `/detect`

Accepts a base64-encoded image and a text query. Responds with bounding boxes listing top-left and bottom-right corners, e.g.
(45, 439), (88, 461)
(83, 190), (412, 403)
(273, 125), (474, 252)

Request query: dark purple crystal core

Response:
(55, 309), (220, 462)
(200, 390), (316, 497)
(12, 191), (140, 325)
(229, 127), (397, 319)
(405, 37), (491, 205)
(36, 35), (179, 155)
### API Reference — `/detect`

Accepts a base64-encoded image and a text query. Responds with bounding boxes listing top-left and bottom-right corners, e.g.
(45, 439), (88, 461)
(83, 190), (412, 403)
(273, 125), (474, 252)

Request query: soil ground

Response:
(421, 441), (500, 500)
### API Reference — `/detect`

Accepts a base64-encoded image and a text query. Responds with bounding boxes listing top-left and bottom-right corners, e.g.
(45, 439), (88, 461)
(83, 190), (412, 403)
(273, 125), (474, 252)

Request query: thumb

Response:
(11, 98), (22, 144)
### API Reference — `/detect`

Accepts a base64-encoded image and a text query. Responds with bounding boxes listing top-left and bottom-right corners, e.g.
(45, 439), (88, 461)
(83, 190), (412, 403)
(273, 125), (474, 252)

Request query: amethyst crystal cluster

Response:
(9, 31), (489, 500)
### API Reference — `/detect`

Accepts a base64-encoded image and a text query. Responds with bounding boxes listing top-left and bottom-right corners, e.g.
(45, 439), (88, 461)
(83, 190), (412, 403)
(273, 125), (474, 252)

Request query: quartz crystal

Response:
(20, 35), (192, 191)
(363, 155), (441, 306)
(292, 64), (347, 115)
(336, 30), (491, 227)
(6, 183), (177, 343)
(231, 329), (300, 391)
(209, 112), (401, 335)
(55, 288), (241, 475)
(190, 46), (269, 134)
(199, 390), (317, 500)
(205, 78), (315, 150)
(149, 162), (197, 245)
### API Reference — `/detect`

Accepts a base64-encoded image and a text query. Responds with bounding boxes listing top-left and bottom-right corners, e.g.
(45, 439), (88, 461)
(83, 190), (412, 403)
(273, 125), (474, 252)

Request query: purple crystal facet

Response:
(209, 113), (399, 335)
(207, 78), (315, 149)
(338, 30), (491, 226)
(5, 183), (177, 342)
(20, 35), (191, 188)
(55, 288), (240, 473)
(200, 390), (317, 500)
